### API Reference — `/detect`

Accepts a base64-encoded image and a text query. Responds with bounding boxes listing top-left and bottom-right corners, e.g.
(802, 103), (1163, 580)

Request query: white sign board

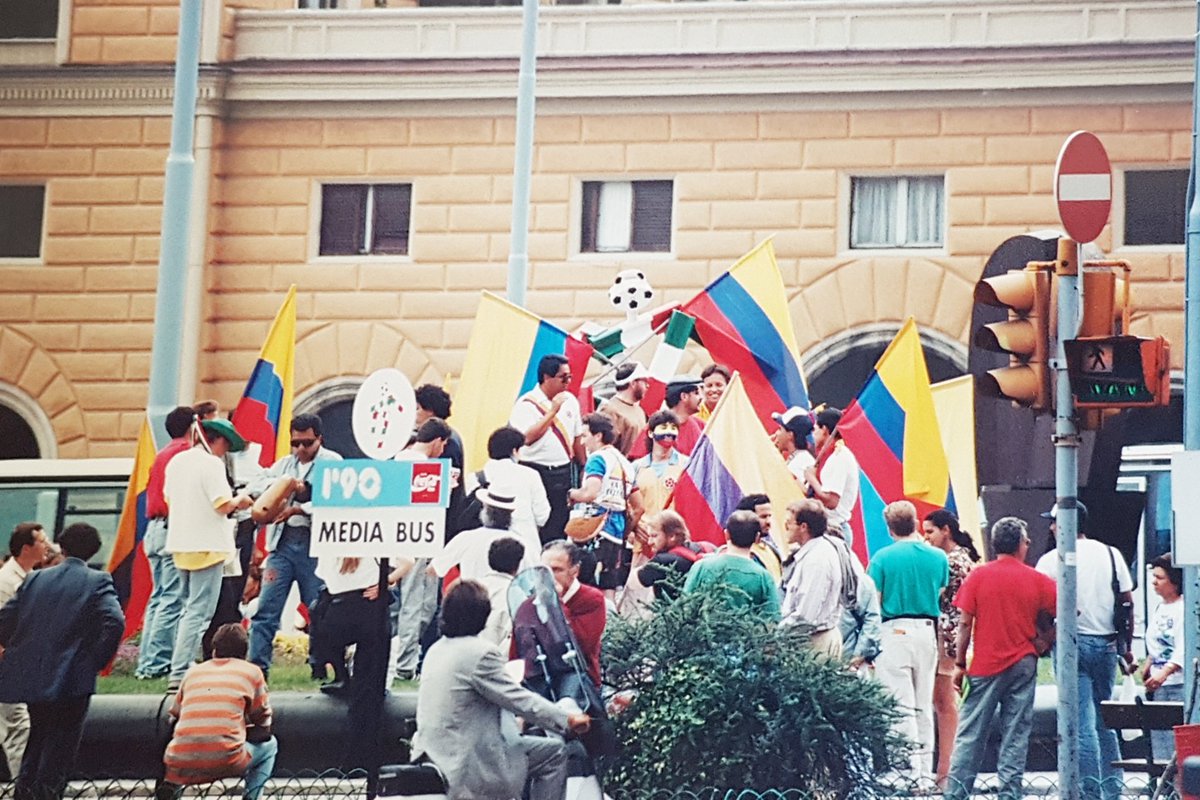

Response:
(310, 459), (450, 559)
(352, 368), (417, 460)
(1170, 451), (1200, 566)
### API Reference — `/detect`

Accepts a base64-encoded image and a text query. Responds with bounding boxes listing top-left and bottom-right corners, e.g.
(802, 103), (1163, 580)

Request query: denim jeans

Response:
(944, 655), (1038, 800)
(243, 737), (278, 800)
(136, 519), (183, 679)
(1076, 634), (1123, 800)
(248, 530), (323, 674)
(389, 559), (437, 679)
(168, 562), (225, 683)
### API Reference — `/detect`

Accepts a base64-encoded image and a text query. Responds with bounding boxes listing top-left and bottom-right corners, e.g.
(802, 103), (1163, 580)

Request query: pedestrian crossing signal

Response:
(1064, 335), (1170, 409)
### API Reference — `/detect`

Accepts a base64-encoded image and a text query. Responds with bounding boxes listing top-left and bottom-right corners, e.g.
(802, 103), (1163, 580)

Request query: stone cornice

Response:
(0, 66), (225, 116)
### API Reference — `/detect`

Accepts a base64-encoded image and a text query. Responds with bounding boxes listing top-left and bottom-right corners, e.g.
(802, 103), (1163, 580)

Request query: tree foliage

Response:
(602, 589), (908, 799)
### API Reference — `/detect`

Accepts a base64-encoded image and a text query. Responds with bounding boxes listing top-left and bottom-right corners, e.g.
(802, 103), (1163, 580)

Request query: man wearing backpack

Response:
(780, 499), (859, 657)
(1035, 502), (1134, 800)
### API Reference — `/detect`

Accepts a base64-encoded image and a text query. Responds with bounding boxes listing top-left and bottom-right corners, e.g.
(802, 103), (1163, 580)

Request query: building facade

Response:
(0, 0), (1191, 459)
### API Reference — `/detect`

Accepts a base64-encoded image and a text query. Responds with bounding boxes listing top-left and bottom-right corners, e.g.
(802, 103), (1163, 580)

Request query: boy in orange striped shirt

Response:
(159, 624), (276, 800)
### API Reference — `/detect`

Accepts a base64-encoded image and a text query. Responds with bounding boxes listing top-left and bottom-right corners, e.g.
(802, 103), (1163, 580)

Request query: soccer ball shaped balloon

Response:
(608, 270), (654, 317)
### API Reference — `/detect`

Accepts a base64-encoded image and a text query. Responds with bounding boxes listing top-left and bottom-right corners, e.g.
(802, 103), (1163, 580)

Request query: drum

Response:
(251, 476), (296, 524)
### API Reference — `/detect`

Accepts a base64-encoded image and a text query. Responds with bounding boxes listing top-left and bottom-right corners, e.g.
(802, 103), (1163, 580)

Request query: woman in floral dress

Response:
(923, 508), (981, 790)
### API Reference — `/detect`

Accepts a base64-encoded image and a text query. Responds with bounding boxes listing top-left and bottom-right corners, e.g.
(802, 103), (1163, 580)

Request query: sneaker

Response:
(395, 669), (416, 682)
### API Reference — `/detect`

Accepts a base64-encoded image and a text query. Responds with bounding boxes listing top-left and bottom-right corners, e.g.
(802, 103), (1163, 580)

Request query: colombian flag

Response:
(232, 286), (297, 468)
(454, 292), (593, 472)
(107, 418), (156, 639)
(681, 240), (809, 429)
(838, 319), (955, 561)
(672, 373), (805, 546)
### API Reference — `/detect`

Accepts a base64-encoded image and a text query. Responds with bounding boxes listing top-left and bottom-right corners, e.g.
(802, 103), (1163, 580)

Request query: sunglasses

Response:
(291, 438), (317, 448)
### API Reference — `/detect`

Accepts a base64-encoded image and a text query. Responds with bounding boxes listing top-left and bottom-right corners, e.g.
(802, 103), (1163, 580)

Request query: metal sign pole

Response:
(1054, 238), (1082, 799)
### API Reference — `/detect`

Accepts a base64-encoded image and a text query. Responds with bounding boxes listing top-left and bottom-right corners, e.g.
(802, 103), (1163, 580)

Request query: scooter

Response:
(379, 567), (612, 800)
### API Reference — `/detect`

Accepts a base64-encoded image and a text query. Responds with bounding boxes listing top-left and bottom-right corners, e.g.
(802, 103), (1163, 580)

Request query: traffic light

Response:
(973, 266), (1054, 410)
(1066, 262), (1170, 409)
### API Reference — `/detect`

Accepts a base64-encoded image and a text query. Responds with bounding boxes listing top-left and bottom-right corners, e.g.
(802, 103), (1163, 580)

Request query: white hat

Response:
(771, 406), (810, 427)
(615, 362), (651, 388)
(475, 486), (518, 511)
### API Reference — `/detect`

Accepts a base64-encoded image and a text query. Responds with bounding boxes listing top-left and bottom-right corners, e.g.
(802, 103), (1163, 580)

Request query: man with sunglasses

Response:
(509, 354), (585, 544)
(247, 413), (343, 679)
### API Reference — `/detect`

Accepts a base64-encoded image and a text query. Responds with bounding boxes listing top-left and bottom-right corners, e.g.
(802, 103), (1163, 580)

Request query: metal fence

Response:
(0, 771), (1181, 800)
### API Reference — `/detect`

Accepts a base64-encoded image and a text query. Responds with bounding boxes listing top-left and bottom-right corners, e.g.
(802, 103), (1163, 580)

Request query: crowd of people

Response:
(0, 354), (1178, 800)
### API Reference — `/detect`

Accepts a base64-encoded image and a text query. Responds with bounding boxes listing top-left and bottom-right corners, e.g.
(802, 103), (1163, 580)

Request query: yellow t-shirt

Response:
(173, 552), (227, 571)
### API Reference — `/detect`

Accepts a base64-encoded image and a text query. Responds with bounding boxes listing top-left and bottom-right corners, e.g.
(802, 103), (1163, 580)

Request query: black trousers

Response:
(16, 696), (90, 800)
(310, 591), (389, 771)
(522, 462), (573, 545)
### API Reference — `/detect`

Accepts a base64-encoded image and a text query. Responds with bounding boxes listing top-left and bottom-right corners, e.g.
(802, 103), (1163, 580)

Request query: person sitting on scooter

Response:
(413, 580), (590, 800)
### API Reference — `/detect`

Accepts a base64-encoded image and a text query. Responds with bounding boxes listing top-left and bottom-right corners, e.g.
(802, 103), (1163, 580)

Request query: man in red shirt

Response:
(541, 541), (606, 688)
(135, 405), (200, 680)
(944, 517), (1055, 800)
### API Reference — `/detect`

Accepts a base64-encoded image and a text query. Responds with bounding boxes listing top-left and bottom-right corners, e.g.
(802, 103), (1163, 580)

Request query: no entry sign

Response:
(1055, 131), (1112, 244)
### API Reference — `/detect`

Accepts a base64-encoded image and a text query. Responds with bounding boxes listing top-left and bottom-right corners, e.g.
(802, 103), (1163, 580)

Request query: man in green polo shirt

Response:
(867, 500), (949, 786)
(683, 511), (780, 620)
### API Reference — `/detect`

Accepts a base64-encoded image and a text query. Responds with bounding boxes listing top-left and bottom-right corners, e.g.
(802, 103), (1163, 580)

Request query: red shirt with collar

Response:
(146, 437), (193, 519)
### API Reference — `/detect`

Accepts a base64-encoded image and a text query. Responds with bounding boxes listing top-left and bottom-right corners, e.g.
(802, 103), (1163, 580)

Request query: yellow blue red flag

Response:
(453, 292), (593, 472)
(107, 418), (156, 640)
(672, 373), (805, 546)
(232, 286), (296, 468)
(681, 240), (809, 428)
(838, 319), (955, 561)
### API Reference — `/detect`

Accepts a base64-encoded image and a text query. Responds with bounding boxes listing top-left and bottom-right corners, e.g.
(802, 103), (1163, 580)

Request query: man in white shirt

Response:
(779, 500), (854, 658)
(479, 537), (526, 654)
(465, 426), (549, 551)
(804, 407), (861, 547)
(509, 354), (584, 545)
(1035, 502), (1133, 800)
(432, 488), (536, 584)
(164, 419), (254, 690)
(0, 523), (48, 779)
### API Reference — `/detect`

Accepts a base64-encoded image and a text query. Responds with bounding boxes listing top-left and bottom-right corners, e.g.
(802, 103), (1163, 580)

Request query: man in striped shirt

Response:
(161, 624), (276, 800)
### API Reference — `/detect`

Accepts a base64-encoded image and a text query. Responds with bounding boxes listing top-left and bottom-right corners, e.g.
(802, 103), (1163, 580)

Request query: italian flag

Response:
(641, 310), (696, 415)
(587, 303), (680, 359)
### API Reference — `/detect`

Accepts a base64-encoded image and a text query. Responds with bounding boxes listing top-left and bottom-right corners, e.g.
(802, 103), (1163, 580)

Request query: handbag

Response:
(1106, 545), (1133, 653)
(565, 507), (607, 544)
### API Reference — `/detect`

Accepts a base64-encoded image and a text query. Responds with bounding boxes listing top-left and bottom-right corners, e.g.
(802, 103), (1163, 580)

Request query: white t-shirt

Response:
(480, 570), (515, 653)
(471, 460), (551, 544)
(1146, 598), (1185, 686)
(430, 526), (538, 583)
(1036, 538), (1134, 636)
(317, 556), (396, 595)
(164, 446), (236, 554)
(787, 450), (816, 487)
(509, 387), (582, 467)
(820, 444), (860, 529)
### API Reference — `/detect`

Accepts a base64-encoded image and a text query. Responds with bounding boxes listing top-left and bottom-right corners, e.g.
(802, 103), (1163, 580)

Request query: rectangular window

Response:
(849, 175), (944, 249)
(318, 183), (411, 257)
(0, 0), (58, 39)
(581, 179), (672, 254)
(1124, 169), (1187, 246)
(0, 185), (45, 259)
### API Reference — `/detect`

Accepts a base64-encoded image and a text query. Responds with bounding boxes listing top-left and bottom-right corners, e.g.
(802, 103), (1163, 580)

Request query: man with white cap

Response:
(771, 406), (816, 488)
(599, 361), (650, 457)
(431, 487), (538, 584)
(1035, 501), (1133, 800)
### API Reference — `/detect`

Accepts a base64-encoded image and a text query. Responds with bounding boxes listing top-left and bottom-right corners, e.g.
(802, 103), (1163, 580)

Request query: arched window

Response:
(294, 379), (367, 459)
(0, 383), (55, 459)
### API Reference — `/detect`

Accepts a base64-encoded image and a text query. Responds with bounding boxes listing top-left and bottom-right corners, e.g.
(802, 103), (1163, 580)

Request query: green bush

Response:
(602, 589), (908, 798)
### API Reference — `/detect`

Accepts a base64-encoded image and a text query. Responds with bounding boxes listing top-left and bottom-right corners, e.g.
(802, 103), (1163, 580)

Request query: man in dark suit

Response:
(0, 523), (124, 800)
(413, 580), (590, 800)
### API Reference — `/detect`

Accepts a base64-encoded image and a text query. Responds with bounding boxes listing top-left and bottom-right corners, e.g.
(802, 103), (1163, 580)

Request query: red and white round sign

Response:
(1055, 130), (1112, 244)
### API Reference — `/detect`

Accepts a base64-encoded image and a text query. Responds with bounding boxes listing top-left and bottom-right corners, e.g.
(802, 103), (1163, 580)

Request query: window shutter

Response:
(580, 182), (602, 253)
(0, 185), (45, 258)
(630, 180), (672, 253)
(1125, 170), (1187, 246)
(0, 0), (59, 39)
(319, 184), (367, 256)
(371, 184), (412, 255)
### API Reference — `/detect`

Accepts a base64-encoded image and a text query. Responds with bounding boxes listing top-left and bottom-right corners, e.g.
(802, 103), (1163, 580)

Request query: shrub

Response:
(602, 589), (907, 799)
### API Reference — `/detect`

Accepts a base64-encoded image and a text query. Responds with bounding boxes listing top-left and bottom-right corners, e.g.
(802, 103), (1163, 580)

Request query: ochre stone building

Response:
(0, 0), (1191, 458)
